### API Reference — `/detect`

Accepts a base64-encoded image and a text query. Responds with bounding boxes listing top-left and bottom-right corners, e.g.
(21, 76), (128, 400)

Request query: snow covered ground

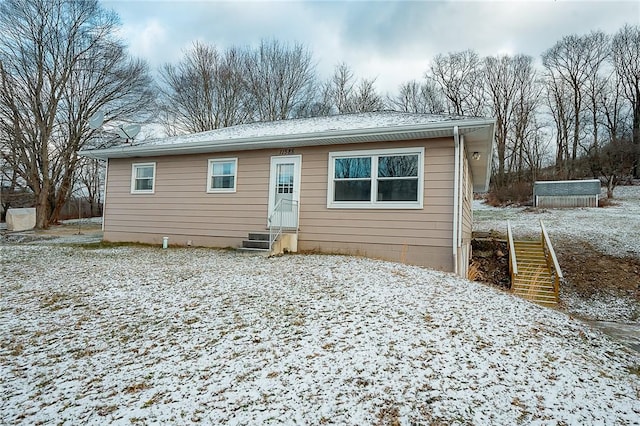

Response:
(2, 245), (639, 424)
(473, 185), (640, 258)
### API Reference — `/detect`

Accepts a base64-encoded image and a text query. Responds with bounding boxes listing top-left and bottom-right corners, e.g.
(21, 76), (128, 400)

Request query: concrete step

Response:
(248, 232), (270, 241)
(242, 239), (269, 250)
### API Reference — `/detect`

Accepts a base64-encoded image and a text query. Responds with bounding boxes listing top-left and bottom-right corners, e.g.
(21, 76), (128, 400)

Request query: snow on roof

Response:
(133, 111), (473, 148)
(78, 111), (494, 191)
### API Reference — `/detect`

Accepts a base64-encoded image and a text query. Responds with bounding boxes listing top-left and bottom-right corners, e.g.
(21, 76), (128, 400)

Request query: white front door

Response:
(268, 155), (301, 229)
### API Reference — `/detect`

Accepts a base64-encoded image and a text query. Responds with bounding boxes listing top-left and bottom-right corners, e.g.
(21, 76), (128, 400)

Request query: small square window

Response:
(207, 158), (237, 193)
(131, 163), (156, 194)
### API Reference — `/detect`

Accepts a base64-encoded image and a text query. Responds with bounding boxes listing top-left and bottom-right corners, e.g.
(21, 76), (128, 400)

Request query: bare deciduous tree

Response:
(320, 63), (384, 114)
(243, 39), (317, 121)
(611, 24), (640, 177)
(426, 50), (485, 116)
(387, 80), (445, 114)
(482, 54), (541, 187)
(349, 78), (384, 113)
(589, 138), (636, 198)
(0, 0), (155, 228)
(159, 42), (248, 135)
(76, 157), (104, 217)
(542, 31), (608, 178)
(328, 63), (356, 113)
(484, 55), (519, 187)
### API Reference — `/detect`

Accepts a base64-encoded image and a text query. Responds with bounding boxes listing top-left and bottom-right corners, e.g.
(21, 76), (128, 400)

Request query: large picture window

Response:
(207, 158), (237, 193)
(131, 162), (156, 194)
(328, 148), (424, 208)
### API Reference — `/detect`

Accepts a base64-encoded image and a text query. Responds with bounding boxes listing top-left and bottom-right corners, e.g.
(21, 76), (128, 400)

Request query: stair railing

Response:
(507, 220), (518, 283)
(539, 220), (563, 301)
(268, 198), (299, 251)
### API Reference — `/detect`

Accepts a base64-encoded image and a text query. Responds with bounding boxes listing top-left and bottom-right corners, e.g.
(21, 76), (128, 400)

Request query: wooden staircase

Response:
(508, 221), (562, 307)
(512, 241), (557, 306)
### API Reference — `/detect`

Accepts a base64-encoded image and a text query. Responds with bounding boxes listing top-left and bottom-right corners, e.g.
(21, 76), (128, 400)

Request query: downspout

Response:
(102, 158), (108, 232)
(452, 126), (460, 275)
(458, 135), (465, 250)
(458, 135), (466, 277)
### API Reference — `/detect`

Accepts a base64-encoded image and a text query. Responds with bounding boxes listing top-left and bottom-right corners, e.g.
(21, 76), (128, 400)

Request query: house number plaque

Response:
(279, 148), (294, 155)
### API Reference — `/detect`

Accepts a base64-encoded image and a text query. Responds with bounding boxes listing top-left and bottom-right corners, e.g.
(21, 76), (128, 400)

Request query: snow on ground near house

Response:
(2, 245), (639, 425)
(473, 185), (640, 258)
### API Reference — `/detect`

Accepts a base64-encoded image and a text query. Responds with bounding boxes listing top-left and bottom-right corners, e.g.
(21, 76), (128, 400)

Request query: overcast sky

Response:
(104, 0), (639, 94)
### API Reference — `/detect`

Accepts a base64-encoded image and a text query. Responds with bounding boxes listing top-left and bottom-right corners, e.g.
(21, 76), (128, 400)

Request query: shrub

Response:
(486, 182), (533, 207)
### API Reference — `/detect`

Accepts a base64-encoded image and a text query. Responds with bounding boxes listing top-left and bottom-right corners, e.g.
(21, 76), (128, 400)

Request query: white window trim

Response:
(207, 157), (238, 193)
(327, 147), (424, 209)
(130, 162), (156, 194)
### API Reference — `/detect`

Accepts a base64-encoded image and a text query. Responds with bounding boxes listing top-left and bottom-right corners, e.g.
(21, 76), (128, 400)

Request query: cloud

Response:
(119, 19), (168, 62)
(105, 0), (639, 92)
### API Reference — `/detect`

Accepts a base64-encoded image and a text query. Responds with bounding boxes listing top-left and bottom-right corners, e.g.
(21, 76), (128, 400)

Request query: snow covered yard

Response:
(1, 245), (639, 425)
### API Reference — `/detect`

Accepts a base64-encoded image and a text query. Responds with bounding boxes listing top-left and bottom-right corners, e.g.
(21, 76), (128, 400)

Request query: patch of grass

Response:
(96, 405), (118, 416)
(597, 197), (620, 208)
(375, 401), (400, 426)
(183, 317), (199, 325)
(123, 382), (149, 393)
(41, 292), (68, 311)
(142, 392), (163, 408)
(9, 342), (24, 356)
(65, 241), (154, 250)
(71, 347), (99, 359)
(467, 261), (481, 281)
(627, 365), (640, 376)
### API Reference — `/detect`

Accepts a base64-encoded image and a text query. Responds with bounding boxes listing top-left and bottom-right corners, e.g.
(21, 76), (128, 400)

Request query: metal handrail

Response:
(540, 220), (563, 299)
(507, 220), (518, 279)
(268, 198), (299, 251)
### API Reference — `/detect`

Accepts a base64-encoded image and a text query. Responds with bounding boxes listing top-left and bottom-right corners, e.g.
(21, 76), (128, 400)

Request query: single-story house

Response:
(79, 111), (495, 277)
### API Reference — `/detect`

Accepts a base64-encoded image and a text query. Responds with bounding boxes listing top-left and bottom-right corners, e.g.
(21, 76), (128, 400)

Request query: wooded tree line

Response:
(0, 0), (638, 227)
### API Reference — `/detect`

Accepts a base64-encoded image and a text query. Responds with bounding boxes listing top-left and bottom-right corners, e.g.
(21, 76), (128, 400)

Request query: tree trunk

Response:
(633, 88), (640, 178)
(49, 173), (74, 225)
(34, 188), (49, 229)
(607, 178), (614, 199)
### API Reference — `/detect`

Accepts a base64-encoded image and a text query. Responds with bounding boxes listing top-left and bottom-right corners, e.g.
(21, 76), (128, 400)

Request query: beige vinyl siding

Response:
(461, 151), (473, 243)
(297, 139), (454, 270)
(104, 151), (270, 246)
(458, 150), (474, 276)
(103, 138), (456, 271)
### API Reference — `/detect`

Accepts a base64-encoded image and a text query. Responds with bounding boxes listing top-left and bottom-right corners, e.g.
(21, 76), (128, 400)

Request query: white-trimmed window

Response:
(207, 158), (237, 193)
(131, 162), (156, 194)
(328, 147), (424, 209)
